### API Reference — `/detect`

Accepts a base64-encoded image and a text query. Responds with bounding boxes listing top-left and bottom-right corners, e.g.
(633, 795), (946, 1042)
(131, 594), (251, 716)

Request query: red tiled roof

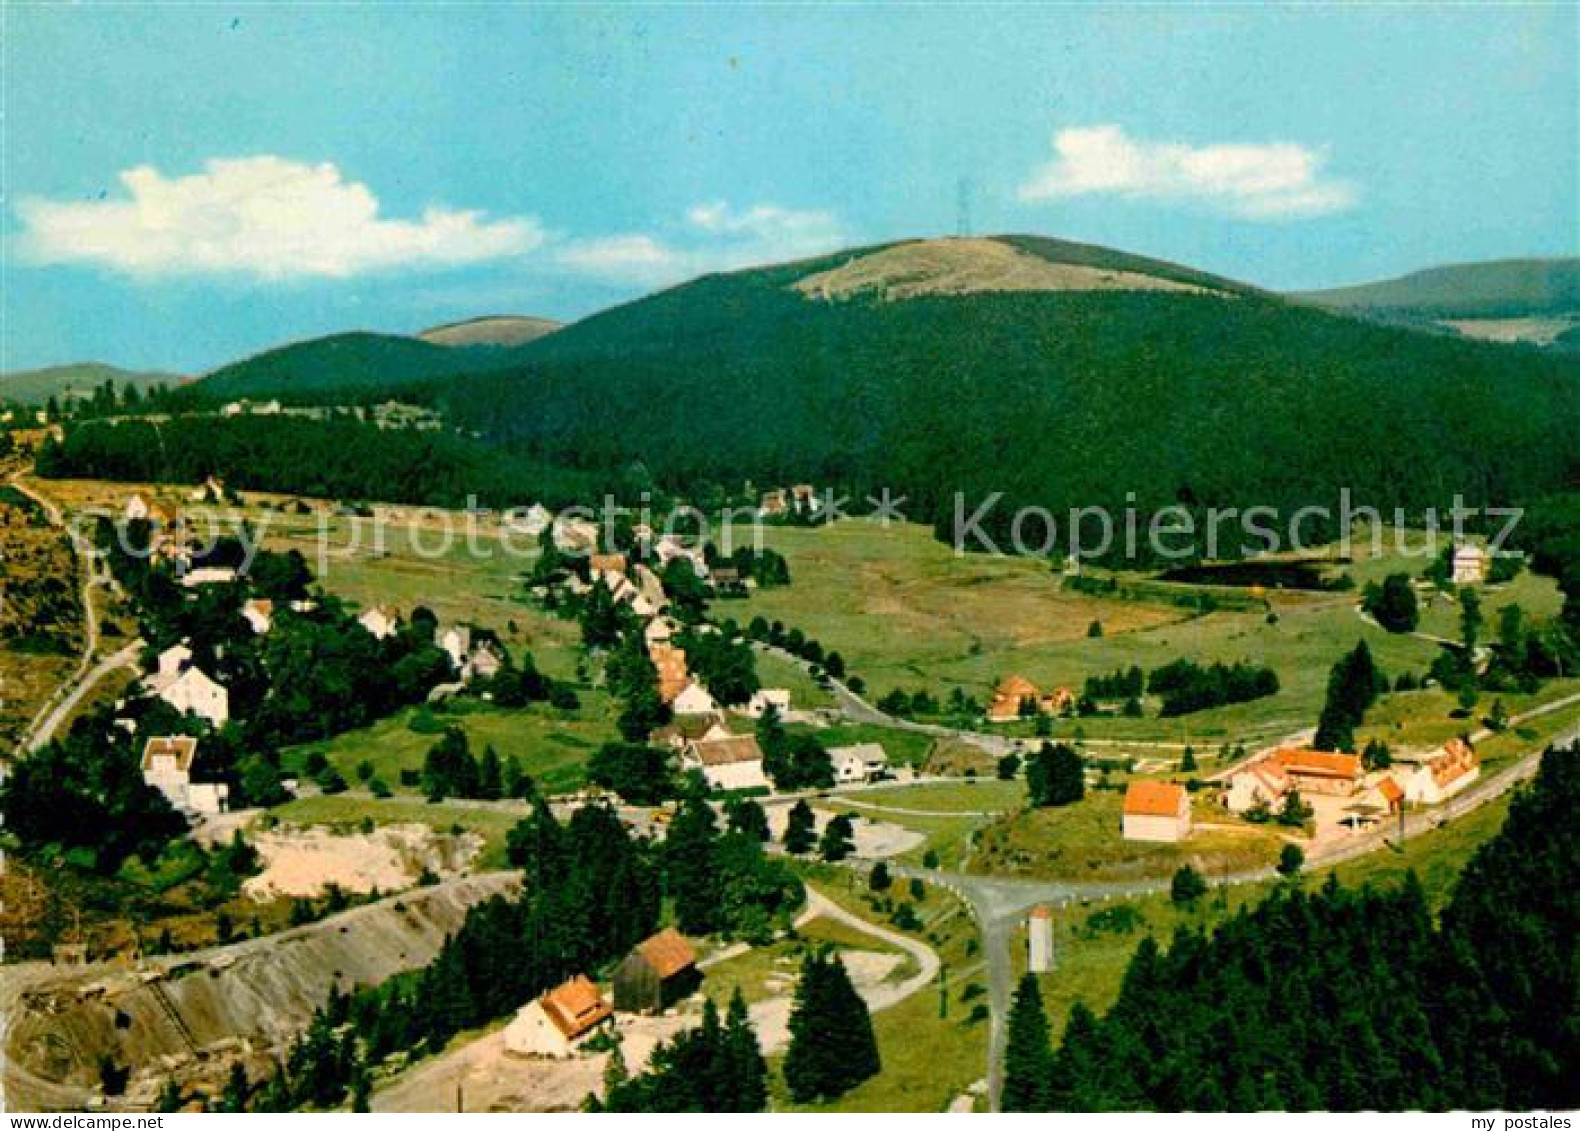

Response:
(538, 975), (612, 1040)
(141, 735), (198, 773)
(1123, 780), (1188, 818)
(1274, 748), (1362, 780)
(635, 928), (697, 980)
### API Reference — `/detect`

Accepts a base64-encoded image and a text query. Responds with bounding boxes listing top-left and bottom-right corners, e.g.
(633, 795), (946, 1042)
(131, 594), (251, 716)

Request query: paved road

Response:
(21, 641), (144, 754)
(914, 700), (1580, 1111)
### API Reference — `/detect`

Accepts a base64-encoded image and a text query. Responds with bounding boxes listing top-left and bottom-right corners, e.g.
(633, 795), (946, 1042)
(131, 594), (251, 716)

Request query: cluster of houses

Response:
(1223, 737), (1480, 829)
(758, 484), (822, 519)
(1119, 735), (1481, 844)
(987, 675), (1075, 723)
(503, 927), (701, 1058)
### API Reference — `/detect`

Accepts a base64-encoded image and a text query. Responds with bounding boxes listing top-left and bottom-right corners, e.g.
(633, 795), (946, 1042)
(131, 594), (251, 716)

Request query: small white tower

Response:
(1028, 905), (1054, 974)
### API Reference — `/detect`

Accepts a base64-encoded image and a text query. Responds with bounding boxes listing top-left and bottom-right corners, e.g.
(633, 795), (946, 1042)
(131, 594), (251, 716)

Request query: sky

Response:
(3, 3), (1576, 373)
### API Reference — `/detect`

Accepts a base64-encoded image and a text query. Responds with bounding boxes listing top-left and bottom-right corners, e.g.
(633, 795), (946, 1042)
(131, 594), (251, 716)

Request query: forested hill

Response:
(1023, 744), (1580, 1111)
(428, 235), (1579, 535)
(197, 331), (528, 401)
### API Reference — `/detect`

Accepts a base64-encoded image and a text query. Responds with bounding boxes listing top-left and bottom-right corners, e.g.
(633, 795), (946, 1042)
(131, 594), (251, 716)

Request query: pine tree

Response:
(783, 799), (816, 854)
(818, 813), (855, 861)
(666, 796), (721, 934)
(1002, 973), (1053, 1111)
(784, 950), (881, 1102)
(724, 988), (768, 1111)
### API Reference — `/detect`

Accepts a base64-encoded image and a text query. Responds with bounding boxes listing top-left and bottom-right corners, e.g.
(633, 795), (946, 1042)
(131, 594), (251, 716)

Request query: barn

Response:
(612, 928), (701, 1014)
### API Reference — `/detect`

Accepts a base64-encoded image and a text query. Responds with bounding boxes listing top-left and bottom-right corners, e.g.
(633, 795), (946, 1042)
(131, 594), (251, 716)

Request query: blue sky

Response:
(4, 3), (1575, 373)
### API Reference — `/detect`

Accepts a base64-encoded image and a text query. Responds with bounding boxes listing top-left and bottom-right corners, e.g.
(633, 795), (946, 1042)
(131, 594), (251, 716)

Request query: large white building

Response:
(141, 736), (230, 815)
(683, 734), (769, 793)
(145, 665), (230, 728)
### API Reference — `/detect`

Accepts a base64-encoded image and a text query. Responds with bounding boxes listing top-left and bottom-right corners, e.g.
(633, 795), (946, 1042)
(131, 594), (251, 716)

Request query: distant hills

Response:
(0, 362), (183, 405)
(425, 235), (1578, 532)
(418, 315), (563, 348)
(198, 331), (527, 401)
(1296, 258), (1580, 347)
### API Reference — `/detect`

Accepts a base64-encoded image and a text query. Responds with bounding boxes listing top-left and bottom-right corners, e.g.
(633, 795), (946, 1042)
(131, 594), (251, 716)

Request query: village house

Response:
(744, 687), (792, 719)
(790, 484), (821, 515)
(551, 515), (600, 555)
(123, 492), (152, 522)
(1452, 544), (1489, 586)
(141, 733), (231, 816)
(654, 536), (708, 577)
(240, 598), (274, 635)
(650, 643), (692, 703)
(829, 742), (890, 784)
(1402, 737), (1480, 805)
(1224, 757), (1293, 815)
(643, 616), (678, 646)
(180, 565), (238, 588)
(503, 975), (613, 1059)
(144, 665), (230, 728)
(589, 551), (627, 578)
(652, 713), (732, 750)
(612, 928), (701, 1014)
(1121, 780), (1192, 842)
(683, 734), (768, 792)
(987, 675), (1041, 722)
(441, 626), (508, 682)
(357, 605), (401, 640)
(758, 489), (788, 517)
(1272, 748), (1364, 797)
(632, 564), (668, 610)
(155, 642), (193, 677)
(188, 475), (228, 504)
(671, 680), (720, 717)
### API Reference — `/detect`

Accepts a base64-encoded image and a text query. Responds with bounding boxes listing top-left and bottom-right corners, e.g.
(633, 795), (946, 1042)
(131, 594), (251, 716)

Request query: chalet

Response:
(551, 515), (599, 555)
(1273, 748), (1363, 797)
(683, 734), (768, 792)
(790, 484), (820, 514)
(124, 492), (152, 522)
(188, 475), (228, 504)
(358, 605), (401, 640)
(830, 742), (890, 784)
(144, 665), (230, 728)
(988, 675), (1040, 722)
(440, 625), (472, 667)
(503, 975), (613, 1059)
(759, 489), (788, 517)
(744, 687), (792, 719)
(1452, 544), (1489, 586)
(652, 713), (731, 750)
(1121, 780), (1191, 843)
(1041, 686), (1076, 715)
(241, 598), (274, 635)
(613, 928), (701, 1014)
(1403, 737), (1479, 805)
(1224, 757), (1292, 815)
(671, 681), (720, 717)
(643, 616), (677, 646)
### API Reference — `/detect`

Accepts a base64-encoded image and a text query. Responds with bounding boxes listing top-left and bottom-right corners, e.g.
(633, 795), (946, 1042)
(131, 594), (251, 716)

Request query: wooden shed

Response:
(612, 928), (701, 1014)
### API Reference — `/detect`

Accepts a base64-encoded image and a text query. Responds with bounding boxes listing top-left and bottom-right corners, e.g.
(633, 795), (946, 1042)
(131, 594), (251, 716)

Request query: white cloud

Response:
(1018, 124), (1358, 220)
(16, 156), (543, 279)
(558, 201), (846, 286)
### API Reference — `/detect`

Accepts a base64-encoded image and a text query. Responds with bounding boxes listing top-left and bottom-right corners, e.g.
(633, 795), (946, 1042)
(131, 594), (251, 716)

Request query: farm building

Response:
(1402, 737), (1480, 805)
(612, 928), (701, 1014)
(830, 743), (890, 784)
(1272, 748), (1363, 797)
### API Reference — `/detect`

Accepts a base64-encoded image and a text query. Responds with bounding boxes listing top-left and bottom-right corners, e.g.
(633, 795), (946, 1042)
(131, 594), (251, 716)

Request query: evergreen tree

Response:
(666, 796), (721, 934)
(724, 988), (768, 1111)
(783, 799), (816, 854)
(1002, 973), (1053, 1111)
(818, 813), (856, 861)
(784, 950), (881, 1102)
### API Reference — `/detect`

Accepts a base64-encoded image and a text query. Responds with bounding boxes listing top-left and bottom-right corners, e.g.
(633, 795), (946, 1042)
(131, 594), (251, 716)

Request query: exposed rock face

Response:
(3, 872), (520, 1110)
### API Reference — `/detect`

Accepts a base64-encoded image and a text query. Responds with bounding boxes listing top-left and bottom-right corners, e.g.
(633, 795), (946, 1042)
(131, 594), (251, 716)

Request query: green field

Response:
(282, 695), (619, 797)
(734, 520), (1570, 747)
